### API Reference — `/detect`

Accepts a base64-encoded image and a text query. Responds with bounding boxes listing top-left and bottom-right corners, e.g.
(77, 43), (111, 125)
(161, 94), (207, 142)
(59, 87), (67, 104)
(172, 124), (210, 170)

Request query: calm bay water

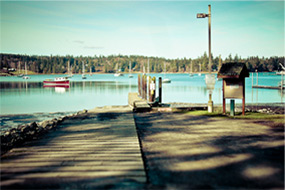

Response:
(0, 73), (284, 115)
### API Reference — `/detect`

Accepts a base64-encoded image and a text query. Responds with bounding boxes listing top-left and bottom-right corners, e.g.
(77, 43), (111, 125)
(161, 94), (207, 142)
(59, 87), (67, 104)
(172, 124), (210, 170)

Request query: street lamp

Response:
(197, 4), (215, 113)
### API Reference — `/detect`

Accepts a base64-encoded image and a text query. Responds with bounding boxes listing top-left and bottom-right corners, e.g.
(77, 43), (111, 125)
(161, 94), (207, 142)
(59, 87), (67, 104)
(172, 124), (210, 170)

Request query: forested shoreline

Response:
(0, 53), (284, 75)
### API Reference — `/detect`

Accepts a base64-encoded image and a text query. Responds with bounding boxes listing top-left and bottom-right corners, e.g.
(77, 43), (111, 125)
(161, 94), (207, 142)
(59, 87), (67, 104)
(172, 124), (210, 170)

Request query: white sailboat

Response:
(82, 61), (87, 79)
(90, 66), (92, 76)
(22, 62), (30, 79)
(114, 63), (124, 77)
(162, 63), (171, 83)
(189, 61), (194, 77)
(276, 63), (285, 75)
(17, 61), (24, 77)
(67, 61), (73, 78)
(128, 61), (133, 78)
(198, 63), (202, 76)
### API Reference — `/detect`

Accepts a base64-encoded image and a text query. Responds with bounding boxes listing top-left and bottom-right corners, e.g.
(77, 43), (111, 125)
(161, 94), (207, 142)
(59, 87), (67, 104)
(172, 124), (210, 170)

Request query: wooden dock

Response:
(1, 108), (146, 189)
(252, 85), (284, 90)
(128, 92), (151, 112)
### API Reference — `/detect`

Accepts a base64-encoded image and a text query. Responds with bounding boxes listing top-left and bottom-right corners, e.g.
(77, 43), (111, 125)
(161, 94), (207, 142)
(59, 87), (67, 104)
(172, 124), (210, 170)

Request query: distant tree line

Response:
(0, 53), (284, 74)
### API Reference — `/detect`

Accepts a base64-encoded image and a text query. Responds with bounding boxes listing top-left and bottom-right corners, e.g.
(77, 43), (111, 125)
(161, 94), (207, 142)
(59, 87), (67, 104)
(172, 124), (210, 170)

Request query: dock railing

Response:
(138, 74), (162, 103)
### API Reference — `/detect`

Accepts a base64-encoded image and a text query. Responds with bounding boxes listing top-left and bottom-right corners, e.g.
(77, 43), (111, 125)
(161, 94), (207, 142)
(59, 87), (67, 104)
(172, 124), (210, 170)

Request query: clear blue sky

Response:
(1, 0), (284, 59)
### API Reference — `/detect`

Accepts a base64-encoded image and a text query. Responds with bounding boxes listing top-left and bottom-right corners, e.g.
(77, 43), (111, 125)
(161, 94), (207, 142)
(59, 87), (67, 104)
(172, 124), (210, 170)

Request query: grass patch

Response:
(187, 110), (224, 117)
(233, 112), (284, 123)
(187, 110), (284, 124)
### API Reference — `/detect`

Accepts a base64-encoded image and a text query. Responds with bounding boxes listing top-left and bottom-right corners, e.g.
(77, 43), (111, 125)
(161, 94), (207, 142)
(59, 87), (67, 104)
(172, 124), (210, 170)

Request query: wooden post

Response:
(222, 81), (225, 113)
(251, 72), (253, 86)
(256, 70), (258, 86)
(149, 77), (156, 102)
(148, 76), (151, 101)
(143, 75), (147, 100)
(159, 77), (162, 103)
(142, 75), (145, 99)
(138, 74), (141, 97)
(230, 99), (235, 116)
(153, 77), (156, 102)
(242, 78), (245, 115)
(281, 74), (283, 90)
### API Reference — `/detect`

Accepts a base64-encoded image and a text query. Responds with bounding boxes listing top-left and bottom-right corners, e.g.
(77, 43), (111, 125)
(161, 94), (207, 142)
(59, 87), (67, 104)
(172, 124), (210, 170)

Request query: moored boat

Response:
(162, 78), (171, 83)
(43, 77), (70, 87)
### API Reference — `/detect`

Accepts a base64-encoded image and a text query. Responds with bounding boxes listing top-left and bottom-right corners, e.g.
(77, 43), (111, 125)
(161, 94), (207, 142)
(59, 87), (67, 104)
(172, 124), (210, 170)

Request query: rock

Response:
(20, 125), (31, 133)
(36, 126), (45, 135)
(40, 119), (56, 130)
(77, 109), (88, 115)
(30, 122), (38, 130)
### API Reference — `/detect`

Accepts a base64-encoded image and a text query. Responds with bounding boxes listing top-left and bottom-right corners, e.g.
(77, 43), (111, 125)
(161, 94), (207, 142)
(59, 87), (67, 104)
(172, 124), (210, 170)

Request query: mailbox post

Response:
(217, 62), (249, 115)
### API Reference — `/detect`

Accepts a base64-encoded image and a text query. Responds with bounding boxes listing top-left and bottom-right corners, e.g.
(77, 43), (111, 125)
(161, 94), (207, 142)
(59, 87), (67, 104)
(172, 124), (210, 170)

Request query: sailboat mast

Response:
(68, 61), (70, 75)
(18, 62), (21, 74)
(148, 59), (150, 74)
(218, 55), (222, 71)
(25, 62), (27, 75)
(82, 61), (84, 74)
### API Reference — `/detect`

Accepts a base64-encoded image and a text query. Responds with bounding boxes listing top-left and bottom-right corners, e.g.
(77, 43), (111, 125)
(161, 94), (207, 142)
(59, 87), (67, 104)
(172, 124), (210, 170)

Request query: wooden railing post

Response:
(148, 76), (156, 102)
(159, 77), (162, 103)
(138, 74), (141, 97)
(144, 75), (147, 100)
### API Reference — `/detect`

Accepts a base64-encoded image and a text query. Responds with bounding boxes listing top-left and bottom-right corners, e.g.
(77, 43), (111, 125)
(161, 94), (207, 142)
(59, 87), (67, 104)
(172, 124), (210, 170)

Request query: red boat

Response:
(43, 77), (70, 88)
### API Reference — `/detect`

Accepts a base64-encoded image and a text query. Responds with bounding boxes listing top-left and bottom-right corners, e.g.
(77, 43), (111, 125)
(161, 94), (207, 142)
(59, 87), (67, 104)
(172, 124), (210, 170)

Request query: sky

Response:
(0, 0), (284, 59)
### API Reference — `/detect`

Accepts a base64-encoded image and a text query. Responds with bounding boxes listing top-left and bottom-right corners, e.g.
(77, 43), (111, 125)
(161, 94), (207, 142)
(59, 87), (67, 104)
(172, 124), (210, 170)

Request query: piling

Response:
(230, 99), (235, 116)
(138, 74), (141, 97)
(149, 77), (156, 102)
(159, 77), (162, 103)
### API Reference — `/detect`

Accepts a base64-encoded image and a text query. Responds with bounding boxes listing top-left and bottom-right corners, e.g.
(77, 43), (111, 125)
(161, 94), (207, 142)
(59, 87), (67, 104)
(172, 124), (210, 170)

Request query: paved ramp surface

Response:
(1, 108), (146, 189)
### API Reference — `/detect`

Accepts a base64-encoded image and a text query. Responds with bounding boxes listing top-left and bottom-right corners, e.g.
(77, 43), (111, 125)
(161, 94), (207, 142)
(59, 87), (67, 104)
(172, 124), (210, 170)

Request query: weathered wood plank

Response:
(0, 111), (146, 188)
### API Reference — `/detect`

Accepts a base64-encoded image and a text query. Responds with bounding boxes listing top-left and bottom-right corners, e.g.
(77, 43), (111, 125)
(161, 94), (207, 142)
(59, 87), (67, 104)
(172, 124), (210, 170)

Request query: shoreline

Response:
(1, 71), (280, 77)
(1, 103), (283, 155)
(1, 102), (283, 132)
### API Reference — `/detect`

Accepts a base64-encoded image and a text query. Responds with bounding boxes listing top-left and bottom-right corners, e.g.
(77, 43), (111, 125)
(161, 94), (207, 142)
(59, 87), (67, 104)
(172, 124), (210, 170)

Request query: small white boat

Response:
(276, 71), (285, 75)
(189, 61), (194, 77)
(82, 61), (87, 79)
(22, 76), (30, 79)
(163, 63), (171, 83)
(22, 62), (30, 79)
(276, 63), (285, 75)
(114, 63), (124, 77)
(198, 63), (202, 76)
(162, 78), (171, 83)
(114, 73), (123, 77)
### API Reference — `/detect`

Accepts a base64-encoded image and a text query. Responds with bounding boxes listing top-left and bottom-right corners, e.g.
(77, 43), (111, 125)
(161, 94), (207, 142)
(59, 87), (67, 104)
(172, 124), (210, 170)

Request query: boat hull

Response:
(162, 79), (171, 83)
(43, 85), (70, 88)
(43, 80), (70, 86)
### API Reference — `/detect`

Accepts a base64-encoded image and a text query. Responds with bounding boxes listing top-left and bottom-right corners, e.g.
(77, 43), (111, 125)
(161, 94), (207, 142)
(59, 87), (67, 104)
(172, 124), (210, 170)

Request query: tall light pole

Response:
(197, 4), (215, 112)
(197, 4), (211, 72)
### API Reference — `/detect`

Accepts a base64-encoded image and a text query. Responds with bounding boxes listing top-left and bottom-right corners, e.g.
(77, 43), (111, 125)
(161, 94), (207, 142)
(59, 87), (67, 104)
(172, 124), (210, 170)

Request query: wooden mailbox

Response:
(217, 62), (249, 115)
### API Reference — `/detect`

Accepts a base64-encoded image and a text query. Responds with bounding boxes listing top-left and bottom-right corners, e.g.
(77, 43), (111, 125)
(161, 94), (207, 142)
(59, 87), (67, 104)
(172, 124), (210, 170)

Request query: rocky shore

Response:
(0, 109), (88, 155)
